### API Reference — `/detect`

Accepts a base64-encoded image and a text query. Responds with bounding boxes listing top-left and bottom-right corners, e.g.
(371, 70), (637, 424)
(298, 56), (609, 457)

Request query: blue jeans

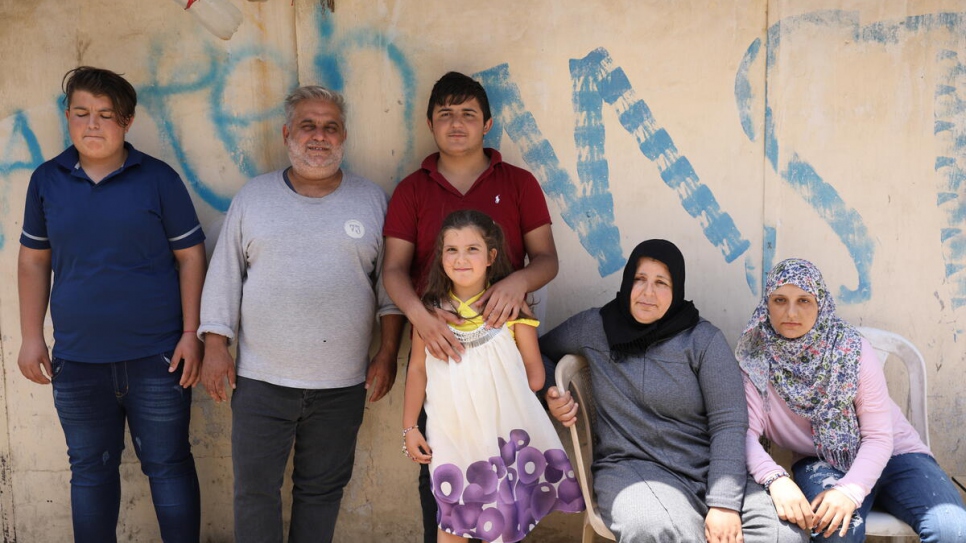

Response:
(231, 376), (366, 543)
(793, 453), (966, 543)
(51, 354), (200, 543)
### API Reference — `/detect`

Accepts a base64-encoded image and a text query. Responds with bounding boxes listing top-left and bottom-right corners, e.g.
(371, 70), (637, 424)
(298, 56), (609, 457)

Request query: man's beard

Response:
(287, 138), (344, 180)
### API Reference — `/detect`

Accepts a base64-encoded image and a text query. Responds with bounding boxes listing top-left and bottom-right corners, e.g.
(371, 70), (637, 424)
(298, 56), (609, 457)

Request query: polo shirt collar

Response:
(422, 148), (504, 196)
(55, 141), (144, 183)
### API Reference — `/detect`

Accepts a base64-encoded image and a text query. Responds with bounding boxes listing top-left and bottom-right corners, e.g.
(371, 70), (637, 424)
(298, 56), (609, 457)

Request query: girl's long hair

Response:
(421, 210), (516, 314)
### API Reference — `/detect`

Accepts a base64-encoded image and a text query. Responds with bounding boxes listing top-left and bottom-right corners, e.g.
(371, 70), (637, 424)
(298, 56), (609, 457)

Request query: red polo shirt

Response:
(384, 148), (552, 293)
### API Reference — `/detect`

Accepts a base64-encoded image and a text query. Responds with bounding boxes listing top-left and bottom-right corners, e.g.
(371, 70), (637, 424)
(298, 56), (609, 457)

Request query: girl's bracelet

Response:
(401, 424), (420, 458)
(762, 470), (789, 494)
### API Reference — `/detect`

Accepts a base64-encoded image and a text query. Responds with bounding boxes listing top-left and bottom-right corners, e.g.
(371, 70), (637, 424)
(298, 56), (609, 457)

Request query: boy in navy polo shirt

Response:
(18, 66), (206, 543)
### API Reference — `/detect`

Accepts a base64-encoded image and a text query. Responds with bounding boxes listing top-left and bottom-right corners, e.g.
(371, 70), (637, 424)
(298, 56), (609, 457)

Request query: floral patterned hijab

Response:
(735, 258), (863, 471)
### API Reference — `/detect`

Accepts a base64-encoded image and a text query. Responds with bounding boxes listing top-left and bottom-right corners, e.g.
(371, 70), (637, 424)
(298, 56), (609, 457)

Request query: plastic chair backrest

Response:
(856, 327), (930, 448)
(555, 354), (616, 542)
(857, 327), (930, 539)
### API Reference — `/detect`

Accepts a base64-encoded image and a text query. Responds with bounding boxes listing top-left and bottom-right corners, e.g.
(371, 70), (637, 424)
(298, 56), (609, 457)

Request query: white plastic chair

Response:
(555, 354), (616, 542)
(857, 327), (929, 539)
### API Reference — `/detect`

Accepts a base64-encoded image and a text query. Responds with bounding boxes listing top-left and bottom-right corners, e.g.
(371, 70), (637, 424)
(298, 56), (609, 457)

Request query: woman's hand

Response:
(545, 386), (579, 427)
(811, 488), (856, 538)
(405, 428), (432, 464)
(767, 476), (814, 531)
(705, 506), (743, 543)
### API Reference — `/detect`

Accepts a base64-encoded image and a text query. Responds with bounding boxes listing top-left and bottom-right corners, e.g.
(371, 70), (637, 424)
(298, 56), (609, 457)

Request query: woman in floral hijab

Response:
(736, 258), (966, 543)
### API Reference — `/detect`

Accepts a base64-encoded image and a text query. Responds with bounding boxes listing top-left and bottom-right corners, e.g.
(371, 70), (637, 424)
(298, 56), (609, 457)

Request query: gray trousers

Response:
(231, 376), (366, 543)
(596, 460), (808, 543)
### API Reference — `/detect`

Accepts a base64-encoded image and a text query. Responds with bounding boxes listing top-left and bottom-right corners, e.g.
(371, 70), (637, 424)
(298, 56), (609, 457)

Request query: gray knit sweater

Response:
(540, 309), (748, 511)
(199, 169), (400, 389)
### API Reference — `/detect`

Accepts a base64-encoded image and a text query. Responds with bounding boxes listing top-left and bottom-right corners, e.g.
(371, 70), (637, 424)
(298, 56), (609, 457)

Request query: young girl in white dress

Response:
(402, 209), (584, 543)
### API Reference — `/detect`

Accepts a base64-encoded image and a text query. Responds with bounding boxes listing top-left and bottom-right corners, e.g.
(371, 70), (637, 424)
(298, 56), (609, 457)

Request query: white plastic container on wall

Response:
(170, 0), (243, 40)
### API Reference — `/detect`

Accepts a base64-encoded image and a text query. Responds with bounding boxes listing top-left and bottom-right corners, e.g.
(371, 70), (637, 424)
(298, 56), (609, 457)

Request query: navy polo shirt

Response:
(20, 143), (206, 362)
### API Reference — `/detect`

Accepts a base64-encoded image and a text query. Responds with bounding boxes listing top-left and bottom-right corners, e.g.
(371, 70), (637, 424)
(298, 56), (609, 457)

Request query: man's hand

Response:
(170, 333), (203, 388)
(705, 507), (743, 543)
(18, 337), (52, 385)
(768, 476), (814, 531)
(200, 334), (236, 403)
(411, 306), (465, 362)
(476, 272), (529, 329)
(365, 349), (398, 403)
(545, 386), (579, 427)
(811, 488), (856, 539)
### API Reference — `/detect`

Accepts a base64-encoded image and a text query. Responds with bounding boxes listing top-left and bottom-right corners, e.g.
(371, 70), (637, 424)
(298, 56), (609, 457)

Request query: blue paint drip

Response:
(476, 62), (624, 276)
(744, 252), (758, 295)
(58, 98), (71, 150)
(761, 225), (778, 293)
(937, 156), (957, 170)
(784, 156), (874, 303)
(764, 106), (778, 170)
(579, 47), (749, 263)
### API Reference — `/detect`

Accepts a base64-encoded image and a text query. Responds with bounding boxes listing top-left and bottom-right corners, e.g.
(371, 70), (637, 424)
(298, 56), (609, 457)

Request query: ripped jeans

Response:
(793, 453), (966, 543)
(51, 354), (200, 543)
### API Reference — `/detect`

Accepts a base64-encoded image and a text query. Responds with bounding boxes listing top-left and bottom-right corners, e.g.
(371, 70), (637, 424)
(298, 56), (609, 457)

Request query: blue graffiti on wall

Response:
(309, 7), (417, 183)
(935, 47), (966, 310)
(477, 63), (626, 276)
(2, 7), (966, 309)
(476, 49), (751, 277)
(0, 110), (48, 249)
(736, 10), (966, 304)
(570, 48), (750, 265)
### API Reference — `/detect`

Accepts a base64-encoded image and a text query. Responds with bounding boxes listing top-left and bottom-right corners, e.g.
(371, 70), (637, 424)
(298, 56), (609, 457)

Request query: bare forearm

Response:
(175, 244), (207, 331)
(402, 335), (428, 428)
(379, 313), (406, 355)
(383, 267), (431, 322)
(18, 249), (51, 341)
(511, 252), (558, 293)
(402, 366), (427, 428)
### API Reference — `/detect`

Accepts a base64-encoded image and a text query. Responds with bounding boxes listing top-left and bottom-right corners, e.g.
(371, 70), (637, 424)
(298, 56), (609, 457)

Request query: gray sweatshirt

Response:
(199, 169), (400, 389)
(540, 309), (748, 512)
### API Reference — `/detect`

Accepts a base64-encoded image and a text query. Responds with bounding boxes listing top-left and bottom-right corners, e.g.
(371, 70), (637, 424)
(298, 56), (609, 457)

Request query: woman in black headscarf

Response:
(541, 240), (806, 543)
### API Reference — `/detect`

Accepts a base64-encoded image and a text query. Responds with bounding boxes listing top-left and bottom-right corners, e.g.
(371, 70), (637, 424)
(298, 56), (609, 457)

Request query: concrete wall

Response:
(1, 0), (964, 540)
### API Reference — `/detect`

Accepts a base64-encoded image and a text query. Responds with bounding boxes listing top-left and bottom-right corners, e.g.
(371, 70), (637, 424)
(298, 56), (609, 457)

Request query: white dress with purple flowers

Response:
(423, 303), (584, 542)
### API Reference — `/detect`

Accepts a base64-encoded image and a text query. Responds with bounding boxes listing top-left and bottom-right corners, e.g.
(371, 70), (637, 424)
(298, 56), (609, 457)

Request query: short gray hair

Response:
(284, 85), (346, 128)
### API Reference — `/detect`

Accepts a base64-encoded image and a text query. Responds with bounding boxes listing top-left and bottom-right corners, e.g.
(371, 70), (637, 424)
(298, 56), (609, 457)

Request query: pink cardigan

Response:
(744, 338), (931, 505)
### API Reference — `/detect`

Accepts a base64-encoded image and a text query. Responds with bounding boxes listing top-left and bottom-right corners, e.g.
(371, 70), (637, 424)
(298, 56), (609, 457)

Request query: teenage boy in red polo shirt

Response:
(382, 71), (558, 542)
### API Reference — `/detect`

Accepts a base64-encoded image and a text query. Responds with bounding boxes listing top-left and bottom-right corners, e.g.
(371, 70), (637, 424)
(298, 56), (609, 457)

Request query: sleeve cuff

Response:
(197, 323), (235, 344)
(20, 233), (51, 250)
(376, 307), (404, 318)
(833, 483), (865, 507)
(169, 225), (206, 250)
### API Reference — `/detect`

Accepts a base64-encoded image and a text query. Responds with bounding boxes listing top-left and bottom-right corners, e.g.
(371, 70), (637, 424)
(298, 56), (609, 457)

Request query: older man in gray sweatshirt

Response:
(198, 86), (404, 543)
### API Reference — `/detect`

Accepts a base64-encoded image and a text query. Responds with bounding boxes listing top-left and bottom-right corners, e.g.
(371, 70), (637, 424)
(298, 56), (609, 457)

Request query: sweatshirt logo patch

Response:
(495, 194), (501, 204)
(344, 220), (365, 239)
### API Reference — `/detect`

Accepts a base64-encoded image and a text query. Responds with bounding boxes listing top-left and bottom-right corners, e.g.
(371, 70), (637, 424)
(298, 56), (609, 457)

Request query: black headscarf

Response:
(599, 239), (700, 359)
